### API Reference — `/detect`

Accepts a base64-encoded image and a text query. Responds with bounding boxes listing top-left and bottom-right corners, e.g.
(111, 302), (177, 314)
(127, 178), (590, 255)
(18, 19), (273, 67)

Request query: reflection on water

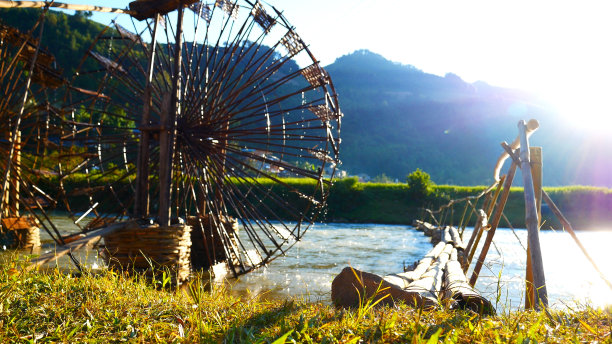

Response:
(2, 216), (612, 310)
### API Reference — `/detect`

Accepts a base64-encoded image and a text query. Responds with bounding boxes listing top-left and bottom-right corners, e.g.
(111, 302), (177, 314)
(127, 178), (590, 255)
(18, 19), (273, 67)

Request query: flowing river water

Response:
(3, 216), (612, 311)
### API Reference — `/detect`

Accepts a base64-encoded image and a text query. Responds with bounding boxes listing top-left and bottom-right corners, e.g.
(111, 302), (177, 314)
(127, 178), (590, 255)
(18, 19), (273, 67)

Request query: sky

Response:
(57, 0), (612, 129)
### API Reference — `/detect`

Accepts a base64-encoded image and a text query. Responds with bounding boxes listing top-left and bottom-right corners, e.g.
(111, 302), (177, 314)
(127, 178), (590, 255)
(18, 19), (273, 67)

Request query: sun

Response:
(535, 78), (612, 135)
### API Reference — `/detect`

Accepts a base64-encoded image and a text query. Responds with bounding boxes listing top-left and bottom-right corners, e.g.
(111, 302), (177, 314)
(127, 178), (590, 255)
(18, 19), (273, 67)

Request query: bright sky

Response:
(60, 0), (612, 129)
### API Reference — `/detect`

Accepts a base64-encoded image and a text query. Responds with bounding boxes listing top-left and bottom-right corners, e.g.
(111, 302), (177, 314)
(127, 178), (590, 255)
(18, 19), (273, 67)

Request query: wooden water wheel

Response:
(55, 0), (342, 277)
(0, 13), (72, 253)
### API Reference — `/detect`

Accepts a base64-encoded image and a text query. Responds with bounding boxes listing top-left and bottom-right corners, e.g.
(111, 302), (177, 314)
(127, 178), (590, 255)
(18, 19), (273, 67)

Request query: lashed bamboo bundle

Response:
(332, 221), (493, 313)
(101, 221), (192, 283)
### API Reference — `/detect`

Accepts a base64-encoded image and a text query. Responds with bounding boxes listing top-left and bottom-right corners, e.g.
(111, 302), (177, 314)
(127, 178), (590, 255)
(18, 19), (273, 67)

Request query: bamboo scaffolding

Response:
(501, 143), (612, 291)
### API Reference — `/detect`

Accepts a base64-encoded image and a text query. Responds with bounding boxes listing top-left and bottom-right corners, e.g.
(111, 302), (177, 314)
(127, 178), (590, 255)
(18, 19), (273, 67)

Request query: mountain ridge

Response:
(324, 49), (612, 187)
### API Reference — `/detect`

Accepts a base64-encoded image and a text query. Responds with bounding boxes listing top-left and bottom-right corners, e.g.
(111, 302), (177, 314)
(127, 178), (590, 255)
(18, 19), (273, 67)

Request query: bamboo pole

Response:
(0, 1), (133, 14)
(525, 147), (542, 309)
(463, 208), (487, 271)
(517, 120), (548, 309)
(469, 161), (517, 286)
(465, 179), (504, 268)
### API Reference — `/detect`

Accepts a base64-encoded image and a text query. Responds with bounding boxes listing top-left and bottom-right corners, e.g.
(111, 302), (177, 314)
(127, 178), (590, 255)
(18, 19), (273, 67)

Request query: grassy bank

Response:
(323, 179), (612, 230)
(0, 259), (610, 343)
(34, 174), (612, 229)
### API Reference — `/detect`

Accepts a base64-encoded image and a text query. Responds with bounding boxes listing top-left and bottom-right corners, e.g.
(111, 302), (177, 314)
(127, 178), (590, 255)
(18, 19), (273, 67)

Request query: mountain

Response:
(326, 50), (612, 187)
(2, 8), (610, 187)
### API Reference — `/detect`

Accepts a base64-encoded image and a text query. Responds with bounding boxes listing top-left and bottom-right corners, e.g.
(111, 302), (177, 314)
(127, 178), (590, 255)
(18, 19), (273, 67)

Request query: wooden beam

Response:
(158, 4), (184, 226)
(133, 14), (159, 218)
(0, 1), (133, 14)
(129, 0), (198, 20)
(27, 222), (126, 270)
(525, 146), (542, 309)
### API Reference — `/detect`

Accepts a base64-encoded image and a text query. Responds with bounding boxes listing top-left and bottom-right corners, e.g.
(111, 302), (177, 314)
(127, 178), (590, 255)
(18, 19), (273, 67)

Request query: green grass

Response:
(0, 258), (610, 343)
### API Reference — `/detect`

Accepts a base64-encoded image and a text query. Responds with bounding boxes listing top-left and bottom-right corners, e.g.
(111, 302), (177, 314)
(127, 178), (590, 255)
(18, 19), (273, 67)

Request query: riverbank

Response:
(34, 175), (612, 230)
(324, 179), (612, 230)
(0, 259), (609, 342)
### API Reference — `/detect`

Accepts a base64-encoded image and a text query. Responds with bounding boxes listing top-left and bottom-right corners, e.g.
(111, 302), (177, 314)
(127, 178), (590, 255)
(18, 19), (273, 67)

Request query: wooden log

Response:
(331, 266), (433, 309)
(444, 248), (495, 314)
(443, 226), (453, 244)
(404, 244), (453, 305)
(383, 241), (446, 286)
(518, 120), (548, 309)
(413, 219), (436, 232)
(449, 226), (465, 250)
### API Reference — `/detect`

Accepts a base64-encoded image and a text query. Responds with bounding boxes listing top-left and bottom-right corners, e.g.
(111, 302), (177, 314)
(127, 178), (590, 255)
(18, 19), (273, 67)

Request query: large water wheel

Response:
(53, 0), (342, 277)
(0, 13), (72, 253)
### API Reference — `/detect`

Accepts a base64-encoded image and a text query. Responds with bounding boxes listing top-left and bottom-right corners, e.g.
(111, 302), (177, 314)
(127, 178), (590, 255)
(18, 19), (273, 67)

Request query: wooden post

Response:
(134, 14), (160, 218)
(518, 120), (548, 309)
(469, 161), (517, 286)
(159, 4), (184, 226)
(525, 147), (542, 309)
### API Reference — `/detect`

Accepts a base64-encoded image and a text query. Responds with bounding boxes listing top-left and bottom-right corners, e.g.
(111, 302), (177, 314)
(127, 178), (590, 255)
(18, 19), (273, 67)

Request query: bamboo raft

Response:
(331, 220), (494, 314)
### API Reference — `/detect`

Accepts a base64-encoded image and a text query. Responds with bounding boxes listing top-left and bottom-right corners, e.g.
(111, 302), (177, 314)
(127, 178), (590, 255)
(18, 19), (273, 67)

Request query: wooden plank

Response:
(27, 222), (127, 270)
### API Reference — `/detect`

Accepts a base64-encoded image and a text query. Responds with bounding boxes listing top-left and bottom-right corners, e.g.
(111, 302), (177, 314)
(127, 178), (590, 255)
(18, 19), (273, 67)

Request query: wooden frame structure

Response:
(419, 119), (612, 311)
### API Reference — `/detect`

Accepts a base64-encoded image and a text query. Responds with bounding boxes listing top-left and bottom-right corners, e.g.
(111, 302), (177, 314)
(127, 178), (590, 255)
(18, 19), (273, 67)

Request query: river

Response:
(3, 217), (612, 311)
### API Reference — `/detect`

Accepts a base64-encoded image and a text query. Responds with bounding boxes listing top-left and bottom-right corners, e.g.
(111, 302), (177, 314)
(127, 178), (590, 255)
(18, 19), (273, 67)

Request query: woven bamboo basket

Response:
(0, 216), (40, 250)
(187, 215), (239, 271)
(101, 220), (192, 283)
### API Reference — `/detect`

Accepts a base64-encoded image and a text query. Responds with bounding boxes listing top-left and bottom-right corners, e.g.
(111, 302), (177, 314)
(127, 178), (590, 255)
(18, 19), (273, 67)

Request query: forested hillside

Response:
(327, 50), (612, 187)
(2, 9), (611, 186)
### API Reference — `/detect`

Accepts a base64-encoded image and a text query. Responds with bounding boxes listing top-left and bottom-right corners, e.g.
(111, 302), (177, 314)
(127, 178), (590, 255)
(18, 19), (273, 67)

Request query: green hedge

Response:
(31, 174), (612, 229)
